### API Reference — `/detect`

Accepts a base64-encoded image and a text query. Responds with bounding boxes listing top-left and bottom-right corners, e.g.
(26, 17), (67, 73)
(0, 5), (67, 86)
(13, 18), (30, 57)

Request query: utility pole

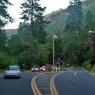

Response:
(53, 35), (58, 71)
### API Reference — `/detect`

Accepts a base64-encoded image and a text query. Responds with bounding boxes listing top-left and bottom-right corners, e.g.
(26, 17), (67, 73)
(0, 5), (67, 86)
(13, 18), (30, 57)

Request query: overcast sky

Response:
(5, 0), (70, 29)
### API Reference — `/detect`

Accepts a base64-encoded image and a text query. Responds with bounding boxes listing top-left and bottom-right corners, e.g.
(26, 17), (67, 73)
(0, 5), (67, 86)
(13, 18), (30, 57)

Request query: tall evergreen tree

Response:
(0, 0), (13, 51)
(21, 0), (47, 43)
(64, 0), (83, 33)
(20, 0), (47, 67)
(0, 0), (13, 28)
(83, 10), (95, 31)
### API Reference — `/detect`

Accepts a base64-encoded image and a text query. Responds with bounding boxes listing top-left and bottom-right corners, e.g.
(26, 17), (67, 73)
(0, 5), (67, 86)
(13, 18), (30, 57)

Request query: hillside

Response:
(45, 0), (95, 34)
(5, 0), (95, 37)
(83, 0), (95, 14)
(6, 29), (17, 39)
(45, 8), (68, 34)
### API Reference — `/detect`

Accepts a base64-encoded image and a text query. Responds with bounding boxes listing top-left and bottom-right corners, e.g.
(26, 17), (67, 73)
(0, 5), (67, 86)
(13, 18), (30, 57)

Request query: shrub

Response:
(83, 60), (91, 71)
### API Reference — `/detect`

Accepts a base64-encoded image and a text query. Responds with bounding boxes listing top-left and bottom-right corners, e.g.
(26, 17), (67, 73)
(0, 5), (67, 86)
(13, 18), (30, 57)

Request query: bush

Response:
(0, 52), (17, 69)
(83, 60), (92, 71)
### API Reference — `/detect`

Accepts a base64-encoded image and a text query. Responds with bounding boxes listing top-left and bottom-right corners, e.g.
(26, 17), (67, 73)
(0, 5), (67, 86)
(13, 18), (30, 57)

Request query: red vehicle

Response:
(40, 64), (52, 72)
(40, 66), (46, 72)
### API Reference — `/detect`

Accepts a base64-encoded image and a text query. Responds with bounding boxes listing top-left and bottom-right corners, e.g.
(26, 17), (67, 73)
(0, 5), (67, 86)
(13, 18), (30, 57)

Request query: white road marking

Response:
(74, 72), (77, 76)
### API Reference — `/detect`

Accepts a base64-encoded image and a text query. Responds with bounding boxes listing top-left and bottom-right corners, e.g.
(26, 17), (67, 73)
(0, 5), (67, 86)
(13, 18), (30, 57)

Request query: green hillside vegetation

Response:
(45, 0), (95, 34)
(6, 0), (95, 37)
(83, 0), (95, 14)
(0, 0), (95, 70)
(6, 29), (17, 39)
(45, 9), (68, 34)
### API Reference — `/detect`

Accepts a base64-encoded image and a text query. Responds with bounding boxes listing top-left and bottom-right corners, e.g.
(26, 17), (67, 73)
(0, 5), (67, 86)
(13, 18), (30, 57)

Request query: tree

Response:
(64, 0), (83, 33)
(0, 29), (6, 51)
(21, 0), (47, 43)
(61, 31), (91, 66)
(0, 0), (13, 52)
(83, 10), (95, 31)
(19, 0), (47, 67)
(0, 0), (13, 28)
(0, 52), (17, 69)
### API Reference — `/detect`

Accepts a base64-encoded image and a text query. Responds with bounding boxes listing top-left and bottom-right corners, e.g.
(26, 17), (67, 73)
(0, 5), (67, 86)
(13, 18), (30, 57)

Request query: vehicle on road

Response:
(31, 66), (39, 72)
(4, 65), (21, 78)
(40, 66), (46, 72)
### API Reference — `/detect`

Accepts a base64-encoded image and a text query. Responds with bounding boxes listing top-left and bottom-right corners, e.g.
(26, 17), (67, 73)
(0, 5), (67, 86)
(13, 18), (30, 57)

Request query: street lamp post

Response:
(53, 35), (58, 71)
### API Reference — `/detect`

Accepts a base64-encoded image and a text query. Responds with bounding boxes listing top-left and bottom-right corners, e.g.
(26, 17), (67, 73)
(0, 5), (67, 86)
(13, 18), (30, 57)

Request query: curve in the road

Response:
(54, 69), (95, 95)
(31, 73), (44, 95)
(50, 71), (64, 95)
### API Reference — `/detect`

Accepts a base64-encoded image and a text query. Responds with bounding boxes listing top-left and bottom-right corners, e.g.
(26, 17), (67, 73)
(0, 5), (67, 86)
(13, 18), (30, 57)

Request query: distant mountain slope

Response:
(45, 9), (68, 34)
(6, 29), (17, 39)
(83, 0), (95, 14)
(5, 0), (95, 37)
(45, 0), (95, 34)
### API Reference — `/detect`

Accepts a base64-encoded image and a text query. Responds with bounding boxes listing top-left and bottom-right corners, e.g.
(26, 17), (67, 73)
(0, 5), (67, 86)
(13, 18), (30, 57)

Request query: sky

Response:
(5, 0), (70, 29)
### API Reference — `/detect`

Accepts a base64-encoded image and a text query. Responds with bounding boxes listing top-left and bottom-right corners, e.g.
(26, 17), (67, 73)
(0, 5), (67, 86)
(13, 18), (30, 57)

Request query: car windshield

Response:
(9, 66), (19, 70)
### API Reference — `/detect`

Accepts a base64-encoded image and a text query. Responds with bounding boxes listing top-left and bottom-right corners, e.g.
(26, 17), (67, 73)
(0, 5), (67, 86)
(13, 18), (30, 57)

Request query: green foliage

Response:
(60, 31), (91, 66)
(1, 0), (95, 69)
(0, 52), (17, 68)
(7, 23), (50, 67)
(83, 60), (91, 71)
(45, 9), (68, 34)
(21, 0), (47, 43)
(6, 29), (17, 39)
(83, 10), (95, 31)
(64, 0), (83, 33)
(0, 0), (13, 28)
(0, 29), (6, 51)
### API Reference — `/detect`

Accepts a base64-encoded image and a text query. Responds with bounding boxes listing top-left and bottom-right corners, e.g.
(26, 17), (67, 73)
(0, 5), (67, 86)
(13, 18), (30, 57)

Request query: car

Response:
(40, 66), (46, 72)
(31, 66), (39, 72)
(4, 65), (21, 78)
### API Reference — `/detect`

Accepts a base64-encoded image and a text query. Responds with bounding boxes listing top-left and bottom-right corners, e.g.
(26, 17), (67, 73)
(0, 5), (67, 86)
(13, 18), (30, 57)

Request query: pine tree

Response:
(0, 0), (13, 28)
(21, 0), (47, 43)
(64, 0), (83, 33)
(20, 0), (47, 67)
(0, 0), (13, 51)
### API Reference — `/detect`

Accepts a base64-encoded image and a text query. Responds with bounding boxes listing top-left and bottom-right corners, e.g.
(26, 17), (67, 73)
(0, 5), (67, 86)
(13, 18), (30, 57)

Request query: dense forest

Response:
(0, 0), (95, 70)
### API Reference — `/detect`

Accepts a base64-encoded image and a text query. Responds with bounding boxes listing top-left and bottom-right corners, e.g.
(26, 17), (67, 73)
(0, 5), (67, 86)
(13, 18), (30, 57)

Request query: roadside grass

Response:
(90, 69), (95, 74)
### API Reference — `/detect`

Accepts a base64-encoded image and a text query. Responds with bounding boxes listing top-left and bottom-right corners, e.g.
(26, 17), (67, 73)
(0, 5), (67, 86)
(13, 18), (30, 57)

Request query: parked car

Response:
(4, 65), (21, 78)
(31, 66), (39, 72)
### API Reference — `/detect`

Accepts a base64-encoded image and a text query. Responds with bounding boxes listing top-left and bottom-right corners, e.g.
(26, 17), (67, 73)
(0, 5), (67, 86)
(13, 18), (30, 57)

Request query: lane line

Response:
(31, 73), (44, 95)
(50, 72), (64, 95)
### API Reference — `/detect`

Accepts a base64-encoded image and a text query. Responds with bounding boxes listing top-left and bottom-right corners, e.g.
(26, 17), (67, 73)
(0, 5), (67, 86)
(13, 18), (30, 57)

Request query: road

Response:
(55, 68), (95, 95)
(36, 72), (55, 95)
(0, 72), (37, 95)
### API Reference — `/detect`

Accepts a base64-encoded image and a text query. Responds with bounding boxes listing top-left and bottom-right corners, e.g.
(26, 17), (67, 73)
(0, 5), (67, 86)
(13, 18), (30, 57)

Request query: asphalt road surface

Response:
(55, 68), (95, 95)
(0, 72), (37, 95)
(36, 73), (55, 95)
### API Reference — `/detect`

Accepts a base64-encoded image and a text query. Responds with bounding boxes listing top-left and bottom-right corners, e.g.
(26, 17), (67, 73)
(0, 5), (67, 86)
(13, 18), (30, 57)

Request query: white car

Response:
(4, 65), (21, 78)
(31, 66), (39, 72)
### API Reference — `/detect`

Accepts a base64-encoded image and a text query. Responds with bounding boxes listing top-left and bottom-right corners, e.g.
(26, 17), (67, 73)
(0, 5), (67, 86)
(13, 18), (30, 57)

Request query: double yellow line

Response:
(31, 74), (43, 95)
(31, 72), (64, 95)
(50, 74), (58, 95)
(50, 72), (64, 95)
